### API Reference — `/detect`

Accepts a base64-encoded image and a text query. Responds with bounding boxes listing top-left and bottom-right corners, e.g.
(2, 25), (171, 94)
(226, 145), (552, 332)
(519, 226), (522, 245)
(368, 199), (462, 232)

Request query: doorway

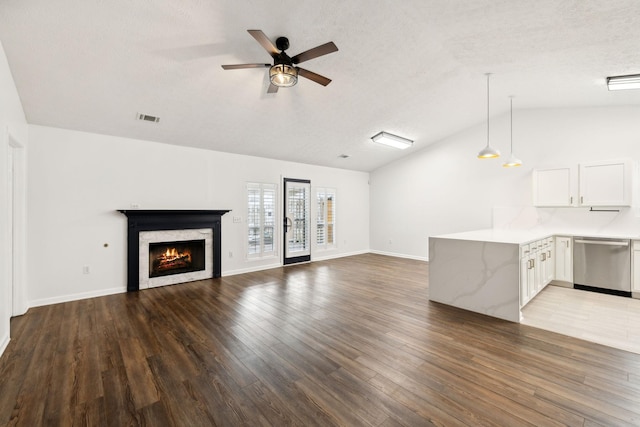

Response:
(283, 178), (311, 265)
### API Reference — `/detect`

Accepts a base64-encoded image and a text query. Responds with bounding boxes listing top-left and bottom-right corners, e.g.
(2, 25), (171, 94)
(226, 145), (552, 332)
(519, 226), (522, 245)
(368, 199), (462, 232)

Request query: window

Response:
(247, 183), (277, 258)
(316, 188), (336, 249)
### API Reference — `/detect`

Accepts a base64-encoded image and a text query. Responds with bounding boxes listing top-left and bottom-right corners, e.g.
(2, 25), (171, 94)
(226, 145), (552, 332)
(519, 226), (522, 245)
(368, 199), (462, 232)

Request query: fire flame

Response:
(159, 247), (191, 263)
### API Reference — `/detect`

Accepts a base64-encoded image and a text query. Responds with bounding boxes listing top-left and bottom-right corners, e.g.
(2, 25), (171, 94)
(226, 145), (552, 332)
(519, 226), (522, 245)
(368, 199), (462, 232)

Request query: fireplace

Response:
(149, 239), (206, 278)
(118, 210), (230, 291)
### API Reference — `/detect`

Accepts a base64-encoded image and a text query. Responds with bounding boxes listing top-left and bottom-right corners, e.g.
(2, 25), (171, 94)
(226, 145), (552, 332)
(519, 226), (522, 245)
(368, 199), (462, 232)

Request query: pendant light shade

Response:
(503, 96), (522, 168)
(477, 73), (500, 159)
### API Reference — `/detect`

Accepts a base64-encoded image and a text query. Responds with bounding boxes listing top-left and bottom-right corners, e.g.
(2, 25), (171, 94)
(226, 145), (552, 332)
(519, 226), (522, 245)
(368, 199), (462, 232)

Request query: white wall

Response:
(370, 106), (640, 260)
(27, 125), (370, 306)
(0, 40), (28, 357)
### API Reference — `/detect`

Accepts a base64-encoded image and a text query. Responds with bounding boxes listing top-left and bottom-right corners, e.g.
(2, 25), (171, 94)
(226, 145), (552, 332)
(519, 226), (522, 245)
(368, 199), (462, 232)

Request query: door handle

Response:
(284, 217), (292, 232)
(574, 239), (629, 247)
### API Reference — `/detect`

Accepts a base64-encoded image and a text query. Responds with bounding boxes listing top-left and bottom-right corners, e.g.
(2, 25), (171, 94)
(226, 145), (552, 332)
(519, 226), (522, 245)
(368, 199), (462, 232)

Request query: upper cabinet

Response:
(532, 167), (575, 207)
(579, 159), (632, 207)
(533, 159), (633, 208)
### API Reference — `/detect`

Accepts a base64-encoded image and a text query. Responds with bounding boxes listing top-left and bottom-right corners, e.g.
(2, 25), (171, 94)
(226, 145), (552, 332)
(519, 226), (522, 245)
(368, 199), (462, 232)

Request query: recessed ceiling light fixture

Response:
(371, 131), (413, 150)
(477, 73), (500, 159)
(607, 74), (640, 91)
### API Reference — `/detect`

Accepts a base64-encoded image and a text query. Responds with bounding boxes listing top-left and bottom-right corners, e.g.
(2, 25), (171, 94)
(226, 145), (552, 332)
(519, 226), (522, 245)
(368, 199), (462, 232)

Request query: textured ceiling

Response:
(1, 0), (640, 171)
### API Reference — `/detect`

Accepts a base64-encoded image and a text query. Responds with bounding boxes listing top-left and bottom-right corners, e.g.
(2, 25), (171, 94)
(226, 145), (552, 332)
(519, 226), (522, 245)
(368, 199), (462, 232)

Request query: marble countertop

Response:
(431, 228), (640, 245)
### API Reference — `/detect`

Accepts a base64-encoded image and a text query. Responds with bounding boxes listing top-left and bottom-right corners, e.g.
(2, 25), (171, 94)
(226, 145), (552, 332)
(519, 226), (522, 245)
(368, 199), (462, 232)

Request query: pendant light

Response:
(503, 96), (522, 167)
(477, 73), (500, 159)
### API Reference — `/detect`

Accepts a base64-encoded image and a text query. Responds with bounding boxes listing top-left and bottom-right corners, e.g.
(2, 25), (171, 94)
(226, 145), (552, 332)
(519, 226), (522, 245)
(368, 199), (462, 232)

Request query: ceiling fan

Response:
(221, 30), (338, 93)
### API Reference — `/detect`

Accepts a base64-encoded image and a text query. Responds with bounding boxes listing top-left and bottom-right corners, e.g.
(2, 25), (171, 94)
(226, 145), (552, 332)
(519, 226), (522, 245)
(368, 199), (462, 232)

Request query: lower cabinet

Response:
(633, 241), (640, 297)
(554, 236), (573, 283)
(520, 245), (533, 307)
(520, 237), (554, 308)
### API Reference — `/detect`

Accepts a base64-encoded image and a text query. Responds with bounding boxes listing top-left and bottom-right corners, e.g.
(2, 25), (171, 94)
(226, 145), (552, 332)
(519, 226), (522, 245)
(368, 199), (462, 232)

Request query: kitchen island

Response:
(429, 229), (552, 322)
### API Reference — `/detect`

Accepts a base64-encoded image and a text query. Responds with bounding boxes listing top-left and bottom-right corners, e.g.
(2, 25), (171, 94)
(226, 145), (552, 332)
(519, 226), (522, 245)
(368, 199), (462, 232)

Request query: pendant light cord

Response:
(510, 96), (513, 153)
(486, 73), (490, 145)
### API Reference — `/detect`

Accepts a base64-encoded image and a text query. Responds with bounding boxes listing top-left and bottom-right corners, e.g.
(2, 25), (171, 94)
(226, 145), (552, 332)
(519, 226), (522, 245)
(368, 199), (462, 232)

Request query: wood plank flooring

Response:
(2, 253), (640, 426)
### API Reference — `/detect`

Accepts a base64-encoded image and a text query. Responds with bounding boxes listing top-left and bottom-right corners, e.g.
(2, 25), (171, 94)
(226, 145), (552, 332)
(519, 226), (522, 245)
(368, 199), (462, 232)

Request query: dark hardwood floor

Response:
(2, 253), (640, 426)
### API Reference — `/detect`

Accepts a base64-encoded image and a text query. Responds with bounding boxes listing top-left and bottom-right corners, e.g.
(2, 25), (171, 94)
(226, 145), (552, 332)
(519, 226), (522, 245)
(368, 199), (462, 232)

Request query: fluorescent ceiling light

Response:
(607, 74), (640, 91)
(371, 131), (413, 150)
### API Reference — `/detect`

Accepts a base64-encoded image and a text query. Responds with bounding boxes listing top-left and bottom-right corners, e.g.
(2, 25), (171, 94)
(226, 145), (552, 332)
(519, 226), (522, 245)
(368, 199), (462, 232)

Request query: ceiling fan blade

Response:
(247, 30), (279, 58)
(221, 63), (270, 70)
(267, 84), (279, 94)
(297, 68), (332, 86)
(291, 42), (338, 64)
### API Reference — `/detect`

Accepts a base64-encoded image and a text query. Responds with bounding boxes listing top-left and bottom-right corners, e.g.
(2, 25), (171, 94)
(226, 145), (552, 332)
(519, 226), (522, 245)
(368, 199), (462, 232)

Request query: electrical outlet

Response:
(82, 265), (90, 274)
(130, 203), (140, 209)
(229, 251), (233, 258)
(233, 216), (242, 223)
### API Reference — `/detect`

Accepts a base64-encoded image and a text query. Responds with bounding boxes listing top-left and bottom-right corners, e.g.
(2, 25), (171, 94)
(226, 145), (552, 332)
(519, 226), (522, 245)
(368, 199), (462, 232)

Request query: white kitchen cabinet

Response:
(520, 245), (532, 307)
(633, 241), (640, 298)
(545, 237), (554, 284)
(533, 159), (633, 207)
(579, 159), (632, 207)
(520, 238), (555, 307)
(532, 167), (575, 207)
(532, 240), (543, 297)
(554, 236), (573, 283)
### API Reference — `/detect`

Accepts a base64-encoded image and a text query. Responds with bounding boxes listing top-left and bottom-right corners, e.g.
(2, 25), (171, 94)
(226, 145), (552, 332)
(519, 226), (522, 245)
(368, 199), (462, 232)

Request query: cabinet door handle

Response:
(547, 250), (551, 257)
(570, 196), (573, 204)
(580, 196), (584, 204)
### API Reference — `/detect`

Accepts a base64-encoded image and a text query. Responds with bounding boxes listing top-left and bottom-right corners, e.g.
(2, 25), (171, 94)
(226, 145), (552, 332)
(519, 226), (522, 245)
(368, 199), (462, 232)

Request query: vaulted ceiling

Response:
(1, 1), (639, 171)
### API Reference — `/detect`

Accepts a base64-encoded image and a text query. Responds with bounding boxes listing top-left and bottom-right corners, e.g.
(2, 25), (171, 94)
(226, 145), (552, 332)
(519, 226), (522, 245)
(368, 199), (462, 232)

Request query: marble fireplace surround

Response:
(118, 210), (230, 291)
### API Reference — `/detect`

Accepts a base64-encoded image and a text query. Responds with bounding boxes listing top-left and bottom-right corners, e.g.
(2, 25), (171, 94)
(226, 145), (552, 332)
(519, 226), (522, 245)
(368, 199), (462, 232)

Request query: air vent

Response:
(136, 113), (160, 123)
(338, 154), (350, 159)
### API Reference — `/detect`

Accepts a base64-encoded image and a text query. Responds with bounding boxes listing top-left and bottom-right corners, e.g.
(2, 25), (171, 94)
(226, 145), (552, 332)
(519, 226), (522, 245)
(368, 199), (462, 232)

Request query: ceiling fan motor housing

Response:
(275, 36), (290, 51)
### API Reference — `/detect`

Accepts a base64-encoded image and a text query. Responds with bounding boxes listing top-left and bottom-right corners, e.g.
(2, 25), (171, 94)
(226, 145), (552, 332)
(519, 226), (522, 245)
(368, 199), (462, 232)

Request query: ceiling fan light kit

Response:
(371, 132), (413, 150)
(606, 74), (640, 91)
(222, 30), (337, 93)
(269, 64), (297, 87)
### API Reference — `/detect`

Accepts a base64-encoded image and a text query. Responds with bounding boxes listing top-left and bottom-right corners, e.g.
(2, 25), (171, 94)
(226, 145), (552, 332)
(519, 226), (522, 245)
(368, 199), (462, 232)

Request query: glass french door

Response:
(283, 178), (311, 265)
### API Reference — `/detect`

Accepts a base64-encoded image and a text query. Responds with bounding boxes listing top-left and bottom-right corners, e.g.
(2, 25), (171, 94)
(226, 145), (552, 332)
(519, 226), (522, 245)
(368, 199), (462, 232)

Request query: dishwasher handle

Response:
(574, 239), (629, 247)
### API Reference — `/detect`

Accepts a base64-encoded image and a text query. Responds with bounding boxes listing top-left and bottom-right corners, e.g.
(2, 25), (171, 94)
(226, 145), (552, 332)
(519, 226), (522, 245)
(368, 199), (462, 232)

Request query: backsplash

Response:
(493, 205), (640, 237)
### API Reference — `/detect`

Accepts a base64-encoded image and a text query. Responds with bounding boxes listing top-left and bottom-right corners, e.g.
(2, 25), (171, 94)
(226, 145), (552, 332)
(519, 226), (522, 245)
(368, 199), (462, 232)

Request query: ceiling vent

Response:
(136, 113), (160, 123)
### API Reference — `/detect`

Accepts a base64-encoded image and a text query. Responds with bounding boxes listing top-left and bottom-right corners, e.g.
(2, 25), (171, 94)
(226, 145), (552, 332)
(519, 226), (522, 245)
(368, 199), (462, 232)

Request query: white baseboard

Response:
(223, 250), (372, 276)
(550, 280), (573, 288)
(312, 249), (369, 262)
(223, 262), (283, 277)
(369, 250), (428, 262)
(29, 286), (128, 308)
(0, 334), (9, 358)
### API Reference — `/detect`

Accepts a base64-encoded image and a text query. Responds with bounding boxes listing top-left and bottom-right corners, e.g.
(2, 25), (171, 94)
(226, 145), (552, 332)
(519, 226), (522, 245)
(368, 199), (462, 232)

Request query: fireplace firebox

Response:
(149, 239), (206, 278)
(118, 210), (230, 291)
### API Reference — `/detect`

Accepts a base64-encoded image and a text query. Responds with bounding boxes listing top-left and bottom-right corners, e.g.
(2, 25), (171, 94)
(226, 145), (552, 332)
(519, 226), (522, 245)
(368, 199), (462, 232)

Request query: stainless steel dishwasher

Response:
(573, 237), (631, 295)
